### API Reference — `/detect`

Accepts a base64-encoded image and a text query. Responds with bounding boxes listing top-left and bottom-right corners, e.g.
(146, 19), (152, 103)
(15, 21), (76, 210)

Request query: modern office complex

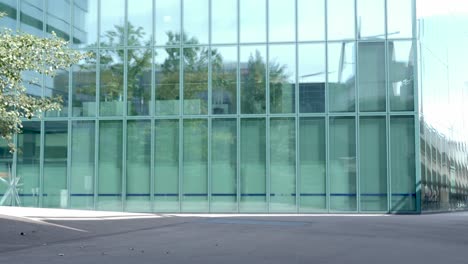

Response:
(0, 0), (466, 213)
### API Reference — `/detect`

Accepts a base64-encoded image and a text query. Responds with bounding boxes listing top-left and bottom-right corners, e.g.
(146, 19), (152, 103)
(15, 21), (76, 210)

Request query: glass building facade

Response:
(0, 0), (465, 213)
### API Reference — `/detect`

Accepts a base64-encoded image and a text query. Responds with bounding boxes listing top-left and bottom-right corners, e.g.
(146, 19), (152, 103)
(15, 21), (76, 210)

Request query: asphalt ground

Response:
(1, 208), (468, 264)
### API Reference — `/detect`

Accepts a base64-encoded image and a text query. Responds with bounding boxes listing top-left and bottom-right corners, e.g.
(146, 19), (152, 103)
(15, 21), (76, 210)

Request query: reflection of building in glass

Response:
(0, 0), (466, 213)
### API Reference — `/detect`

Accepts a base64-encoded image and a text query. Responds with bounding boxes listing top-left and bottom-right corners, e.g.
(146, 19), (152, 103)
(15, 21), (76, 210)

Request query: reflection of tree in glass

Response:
(241, 51), (290, 114)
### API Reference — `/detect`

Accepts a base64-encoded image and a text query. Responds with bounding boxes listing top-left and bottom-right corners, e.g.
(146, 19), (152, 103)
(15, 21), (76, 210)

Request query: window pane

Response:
(17, 122), (41, 207)
(155, 0), (180, 45)
(98, 121), (122, 211)
(358, 42), (386, 112)
(298, 0), (325, 41)
(100, 50), (124, 116)
(183, 46), (208, 115)
(70, 121), (95, 210)
(43, 122), (68, 208)
(212, 46), (237, 114)
(328, 42), (356, 112)
(299, 43), (325, 113)
(183, 0), (209, 44)
(212, 0), (237, 44)
(46, 68), (69, 117)
(127, 48), (152, 116)
(360, 117), (387, 211)
(155, 48), (180, 115)
(387, 0), (413, 39)
(0, 139), (13, 206)
(240, 118), (266, 212)
(155, 120), (179, 212)
(20, 0), (43, 36)
(211, 119), (237, 212)
(269, 44), (295, 114)
(100, 0), (125, 47)
(127, 0), (152, 46)
(357, 0), (385, 39)
(0, 0), (17, 29)
(46, 0), (70, 41)
(327, 0), (355, 40)
(269, 0), (295, 42)
(330, 117), (356, 211)
(72, 51), (97, 117)
(241, 46), (266, 114)
(182, 119), (208, 212)
(240, 0), (266, 43)
(299, 118), (326, 211)
(73, 0), (98, 47)
(389, 41), (414, 111)
(391, 116), (416, 211)
(126, 121), (151, 212)
(270, 118), (296, 212)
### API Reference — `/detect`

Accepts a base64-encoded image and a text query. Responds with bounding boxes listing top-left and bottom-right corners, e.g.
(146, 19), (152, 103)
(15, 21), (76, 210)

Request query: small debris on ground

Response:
(58, 253), (64, 256)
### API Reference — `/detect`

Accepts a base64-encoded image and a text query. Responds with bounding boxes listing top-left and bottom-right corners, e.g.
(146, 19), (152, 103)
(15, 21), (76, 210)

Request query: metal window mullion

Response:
(94, 0), (101, 210)
(94, 120), (99, 210)
(265, 0), (270, 213)
(324, 0), (330, 213)
(122, 47), (128, 212)
(208, 118), (212, 212)
(412, 0), (421, 213)
(150, 118), (155, 212)
(236, 0), (241, 213)
(15, 0), (19, 31)
(294, 0), (299, 213)
(354, 0), (360, 213)
(150, 0), (156, 211)
(178, 0), (184, 213)
(207, 0), (213, 212)
(39, 121), (45, 207)
(12, 134), (18, 206)
(67, 118), (72, 208)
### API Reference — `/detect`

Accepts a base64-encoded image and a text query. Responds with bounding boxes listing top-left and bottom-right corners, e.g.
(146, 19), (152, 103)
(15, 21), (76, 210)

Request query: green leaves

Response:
(0, 19), (87, 152)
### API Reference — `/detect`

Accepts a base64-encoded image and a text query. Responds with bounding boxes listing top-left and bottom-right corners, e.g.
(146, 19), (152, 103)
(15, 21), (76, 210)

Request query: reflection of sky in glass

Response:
(212, 0), (237, 44)
(328, 0), (355, 40)
(357, 0), (384, 39)
(298, 44), (325, 83)
(155, 0), (180, 45)
(269, 0), (295, 42)
(298, 0), (325, 41)
(100, 0), (124, 45)
(184, 0), (209, 44)
(269, 45), (295, 83)
(240, 0), (266, 43)
(128, 0), (152, 45)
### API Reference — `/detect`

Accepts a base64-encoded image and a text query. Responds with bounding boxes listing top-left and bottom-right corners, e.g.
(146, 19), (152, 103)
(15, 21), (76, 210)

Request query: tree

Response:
(0, 13), (85, 151)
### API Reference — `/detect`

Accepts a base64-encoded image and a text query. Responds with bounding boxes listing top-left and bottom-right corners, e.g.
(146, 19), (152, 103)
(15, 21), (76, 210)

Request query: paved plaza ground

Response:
(0, 207), (467, 264)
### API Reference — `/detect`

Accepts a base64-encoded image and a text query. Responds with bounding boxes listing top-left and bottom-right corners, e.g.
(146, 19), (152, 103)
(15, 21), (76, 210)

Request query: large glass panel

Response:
(100, 49), (124, 116)
(298, 43), (325, 113)
(71, 51), (97, 117)
(357, 0), (385, 39)
(155, 47), (180, 115)
(0, 0), (17, 29)
(126, 120), (151, 212)
(330, 117), (356, 211)
(212, 0), (237, 44)
(155, 120), (179, 212)
(327, 0), (355, 40)
(390, 116), (416, 211)
(268, 0), (295, 42)
(269, 44), (295, 114)
(270, 118), (296, 212)
(45, 68), (69, 117)
(73, 0), (98, 47)
(389, 41), (414, 111)
(127, 0), (152, 46)
(46, 0), (70, 40)
(182, 119), (208, 212)
(127, 48), (152, 116)
(183, 46), (208, 115)
(20, 0), (43, 36)
(100, 0), (125, 47)
(43, 122), (68, 208)
(298, 0), (325, 41)
(211, 119), (237, 212)
(16, 122), (41, 207)
(241, 46), (266, 114)
(328, 42), (356, 112)
(299, 118), (326, 211)
(155, 0), (180, 46)
(183, 0), (208, 44)
(98, 121), (122, 211)
(240, 0), (266, 43)
(0, 139), (13, 206)
(212, 46), (237, 115)
(360, 117), (387, 211)
(387, 0), (413, 39)
(358, 42), (386, 112)
(240, 118), (266, 212)
(70, 121), (95, 210)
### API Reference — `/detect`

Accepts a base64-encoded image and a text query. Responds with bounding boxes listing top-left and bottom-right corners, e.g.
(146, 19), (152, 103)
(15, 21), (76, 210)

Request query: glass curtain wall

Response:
(0, 0), (419, 213)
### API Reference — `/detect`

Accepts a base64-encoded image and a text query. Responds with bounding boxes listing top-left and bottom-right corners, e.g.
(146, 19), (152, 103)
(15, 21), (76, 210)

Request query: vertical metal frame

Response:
(178, 0), (184, 213)
(324, 0), (330, 213)
(294, 0), (300, 213)
(236, 0), (241, 213)
(265, 0), (271, 213)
